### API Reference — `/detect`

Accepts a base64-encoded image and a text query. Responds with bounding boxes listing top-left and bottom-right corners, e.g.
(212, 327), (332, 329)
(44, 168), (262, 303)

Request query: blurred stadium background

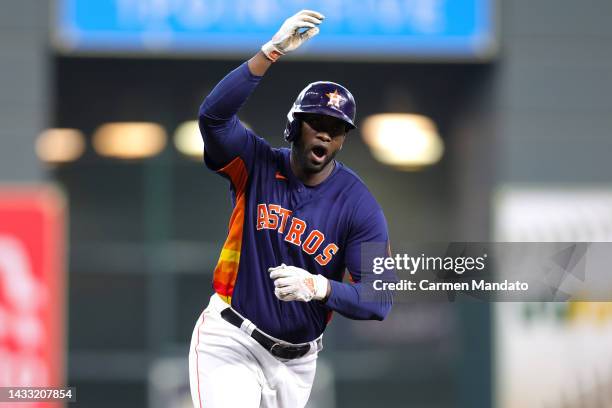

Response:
(1, 0), (612, 407)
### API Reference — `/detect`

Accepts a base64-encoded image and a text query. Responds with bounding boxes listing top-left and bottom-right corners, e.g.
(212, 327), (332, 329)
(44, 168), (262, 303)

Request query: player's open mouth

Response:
(310, 146), (327, 164)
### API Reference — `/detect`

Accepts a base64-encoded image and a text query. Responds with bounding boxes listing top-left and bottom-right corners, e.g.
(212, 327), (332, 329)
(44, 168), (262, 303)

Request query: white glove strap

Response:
(261, 42), (284, 62)
(312, 274), (329, 301)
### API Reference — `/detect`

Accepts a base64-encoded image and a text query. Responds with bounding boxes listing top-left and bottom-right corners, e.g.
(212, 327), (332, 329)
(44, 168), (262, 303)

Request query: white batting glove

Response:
(261, 10), (325, 62)
(268, 264), (329, 302)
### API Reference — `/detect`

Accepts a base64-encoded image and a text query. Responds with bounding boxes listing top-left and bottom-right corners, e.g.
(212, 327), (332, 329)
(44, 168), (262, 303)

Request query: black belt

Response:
(220, 308), (311, 360)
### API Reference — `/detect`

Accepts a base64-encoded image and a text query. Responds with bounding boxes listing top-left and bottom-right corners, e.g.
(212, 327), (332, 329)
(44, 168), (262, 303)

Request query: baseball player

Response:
(189, 10), (395, 408)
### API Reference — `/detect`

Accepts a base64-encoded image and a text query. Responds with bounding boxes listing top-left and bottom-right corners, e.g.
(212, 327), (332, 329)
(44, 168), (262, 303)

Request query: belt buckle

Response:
(270, 343), (284, 357)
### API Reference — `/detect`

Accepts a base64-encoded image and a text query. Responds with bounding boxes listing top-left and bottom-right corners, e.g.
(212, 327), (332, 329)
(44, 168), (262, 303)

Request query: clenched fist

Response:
(269, 263), (330, 302)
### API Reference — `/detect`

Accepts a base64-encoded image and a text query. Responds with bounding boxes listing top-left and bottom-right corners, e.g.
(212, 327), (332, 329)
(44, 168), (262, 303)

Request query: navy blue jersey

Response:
(199, 62), (393, 343)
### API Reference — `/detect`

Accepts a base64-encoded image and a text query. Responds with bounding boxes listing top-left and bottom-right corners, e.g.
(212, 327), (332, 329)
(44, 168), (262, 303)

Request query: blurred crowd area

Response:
(1, 0), (612, 407)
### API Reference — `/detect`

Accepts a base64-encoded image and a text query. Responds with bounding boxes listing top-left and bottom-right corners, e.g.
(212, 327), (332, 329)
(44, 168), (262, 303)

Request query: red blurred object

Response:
(0, 186), (67, 407)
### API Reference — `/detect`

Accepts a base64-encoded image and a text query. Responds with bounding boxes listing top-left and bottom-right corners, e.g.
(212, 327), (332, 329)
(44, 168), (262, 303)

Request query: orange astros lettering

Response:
(256, 203), (339, 265)
(268, 204), (281, 229)
(257, 204), (270, 230)
(315, 243), (339, 266)
(277, 207), (292, 233)
(302, 230), (324, 255)
(284, 218), (307, 245)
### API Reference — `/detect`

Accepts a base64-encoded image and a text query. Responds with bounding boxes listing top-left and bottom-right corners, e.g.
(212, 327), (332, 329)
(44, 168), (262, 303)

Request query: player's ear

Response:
(338, 135), (345, 150)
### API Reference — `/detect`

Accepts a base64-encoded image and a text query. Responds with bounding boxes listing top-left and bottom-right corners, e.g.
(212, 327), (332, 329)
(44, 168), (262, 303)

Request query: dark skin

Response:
(290, 113), (347, 186)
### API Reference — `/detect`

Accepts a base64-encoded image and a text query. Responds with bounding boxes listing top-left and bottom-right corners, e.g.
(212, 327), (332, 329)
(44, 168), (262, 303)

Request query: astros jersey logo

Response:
(256, 203), (339, 266)
(326, 90), (343, 109)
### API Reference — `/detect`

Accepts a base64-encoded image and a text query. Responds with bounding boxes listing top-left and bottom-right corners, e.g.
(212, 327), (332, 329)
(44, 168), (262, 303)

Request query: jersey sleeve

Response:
(324, 193), (395, 320)
(198, 61), (271, 176)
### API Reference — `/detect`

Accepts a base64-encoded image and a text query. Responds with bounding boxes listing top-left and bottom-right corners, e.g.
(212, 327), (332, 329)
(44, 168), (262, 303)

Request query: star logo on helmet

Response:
(326, 90), (343, 109)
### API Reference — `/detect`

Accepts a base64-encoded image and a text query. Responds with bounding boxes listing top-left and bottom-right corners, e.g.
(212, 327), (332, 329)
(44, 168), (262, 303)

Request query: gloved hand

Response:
(261, 10), (325, 62)
(269, 263), (329, 302)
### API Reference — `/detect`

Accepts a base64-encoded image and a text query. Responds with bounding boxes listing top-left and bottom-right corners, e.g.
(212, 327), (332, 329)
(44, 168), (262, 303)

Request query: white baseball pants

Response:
(188, 293), (321, 408)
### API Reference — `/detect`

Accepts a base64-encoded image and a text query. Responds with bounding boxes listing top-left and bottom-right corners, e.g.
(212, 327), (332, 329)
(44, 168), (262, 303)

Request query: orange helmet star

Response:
(326, 90), (343, 109)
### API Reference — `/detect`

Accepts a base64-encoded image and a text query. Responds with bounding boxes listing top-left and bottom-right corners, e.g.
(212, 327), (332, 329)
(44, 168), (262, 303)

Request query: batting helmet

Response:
(284, 81), (356, 142)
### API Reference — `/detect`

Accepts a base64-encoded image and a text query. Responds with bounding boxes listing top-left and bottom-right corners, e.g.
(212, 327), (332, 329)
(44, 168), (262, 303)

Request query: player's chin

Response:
(304, 154), (332, 173)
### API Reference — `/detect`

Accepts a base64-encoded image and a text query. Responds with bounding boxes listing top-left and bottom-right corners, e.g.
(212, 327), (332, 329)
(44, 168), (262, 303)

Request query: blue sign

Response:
(54, 0), (496, 59)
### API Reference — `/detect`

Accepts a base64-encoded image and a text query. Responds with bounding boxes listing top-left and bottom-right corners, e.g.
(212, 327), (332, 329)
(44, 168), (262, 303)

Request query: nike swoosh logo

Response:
(275, 171), (288, 181)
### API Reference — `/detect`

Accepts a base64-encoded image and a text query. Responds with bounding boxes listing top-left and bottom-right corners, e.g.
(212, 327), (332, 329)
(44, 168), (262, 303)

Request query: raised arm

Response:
(198, 59), (265, 169)
(248, 52), (273, 77)
(199, 10), (324, 169)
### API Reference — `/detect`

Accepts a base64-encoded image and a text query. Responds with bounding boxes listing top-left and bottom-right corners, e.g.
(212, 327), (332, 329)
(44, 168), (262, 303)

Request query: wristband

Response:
(313, 274), (329, 301)
(261, 42), (284, 62)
